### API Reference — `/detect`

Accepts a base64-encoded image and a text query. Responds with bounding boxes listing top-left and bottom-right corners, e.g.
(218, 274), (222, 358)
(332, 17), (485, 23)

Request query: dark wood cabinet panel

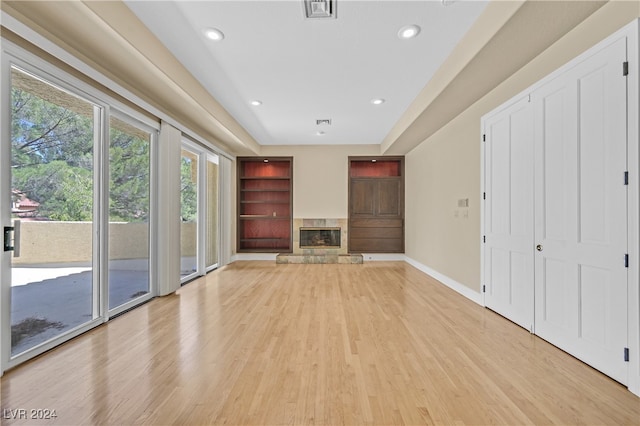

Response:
(350, 218), (403, 228)
(350, 179), (376, 216)
(237, 157), (292, 252)
(348, 157), (404, 253)
(377, 179), (402, 216)
(349, 237), (403, 253)
(349, 227), (403, 239)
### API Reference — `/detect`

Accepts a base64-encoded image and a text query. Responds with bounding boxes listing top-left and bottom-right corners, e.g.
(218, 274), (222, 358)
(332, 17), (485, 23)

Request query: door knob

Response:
(536, 244), (543, 252)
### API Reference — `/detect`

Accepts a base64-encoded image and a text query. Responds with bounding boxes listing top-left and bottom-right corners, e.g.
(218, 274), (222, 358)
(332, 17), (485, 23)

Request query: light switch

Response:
(457, 198), (469, 208)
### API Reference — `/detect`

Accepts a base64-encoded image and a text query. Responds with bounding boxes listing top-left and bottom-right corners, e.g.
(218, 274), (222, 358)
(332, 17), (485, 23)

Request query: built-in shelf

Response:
(239, 215), (292, 219)
(240, 201), (290, 204)
(349, 156), (405, 253)
(239, 177), (291, 180)
(240, 189), (290, 192)
(237, 157), (293, 253)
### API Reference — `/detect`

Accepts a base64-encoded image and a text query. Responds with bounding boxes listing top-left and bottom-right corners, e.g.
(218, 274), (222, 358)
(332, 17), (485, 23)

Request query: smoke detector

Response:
(303, 0), (337, 19)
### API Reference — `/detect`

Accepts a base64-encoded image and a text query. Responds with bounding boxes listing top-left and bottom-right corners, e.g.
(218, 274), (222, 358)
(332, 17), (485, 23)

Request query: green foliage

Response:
(11, 87), (93, 167)
(109, 127), (150, 222)
(13, 161), (93, 221)
(11, 79), (150, 223)
(180, 157), (198, 223)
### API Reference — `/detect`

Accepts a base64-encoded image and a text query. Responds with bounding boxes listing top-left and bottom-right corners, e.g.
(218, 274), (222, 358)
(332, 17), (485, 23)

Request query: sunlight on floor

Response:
(11, 267), (92, 286)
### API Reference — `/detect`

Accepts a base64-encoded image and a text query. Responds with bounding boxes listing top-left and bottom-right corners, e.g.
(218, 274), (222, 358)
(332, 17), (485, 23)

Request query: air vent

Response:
(316, 119), (332, 126)
(303, 0), (337, 19)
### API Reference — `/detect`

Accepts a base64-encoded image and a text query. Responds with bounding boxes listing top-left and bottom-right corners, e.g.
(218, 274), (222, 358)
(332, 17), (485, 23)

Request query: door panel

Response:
(541, 257), (572, 331)
(579, 265), (609, 345)
(180, 148), (198, 278)
(349, 227), (403, 239)
(108, 114), (152, 311)
(349, 218), (403, 228)
(349, 237), (403, 253)
(541, 87), (570, 243)
(8, 66), (98, 357)
(350, 179), (375, 216)
(206, 155), (219, 269)
(483, 96), (534, 330)
(579, 66), (609, 245)
(533, 38), (627, 384)
(376, 179), (402, 217)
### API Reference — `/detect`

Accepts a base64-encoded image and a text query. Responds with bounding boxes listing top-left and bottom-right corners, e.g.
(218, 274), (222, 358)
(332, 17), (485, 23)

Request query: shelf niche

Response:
(237, 157), (293, 252)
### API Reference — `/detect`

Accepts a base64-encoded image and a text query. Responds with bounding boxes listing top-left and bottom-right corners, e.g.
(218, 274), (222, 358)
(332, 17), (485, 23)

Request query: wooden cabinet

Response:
(348, 157), (404, 253)
(237, 157), (292, 252)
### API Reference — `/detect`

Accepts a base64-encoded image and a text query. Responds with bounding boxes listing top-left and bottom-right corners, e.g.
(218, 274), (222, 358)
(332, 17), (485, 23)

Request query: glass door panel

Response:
(180, 148), (198, 279)
(108, 115), (152, 310)
(206, 154), (218, 269)
(9, 66), (97, 356)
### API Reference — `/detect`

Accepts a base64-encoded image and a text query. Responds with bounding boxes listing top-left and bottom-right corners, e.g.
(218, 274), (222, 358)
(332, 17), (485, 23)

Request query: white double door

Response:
(483, 37), (628, 384)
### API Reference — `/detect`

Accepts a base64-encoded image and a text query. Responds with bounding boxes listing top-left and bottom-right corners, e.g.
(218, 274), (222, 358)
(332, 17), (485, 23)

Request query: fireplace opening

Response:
(300, 227), (341, 248)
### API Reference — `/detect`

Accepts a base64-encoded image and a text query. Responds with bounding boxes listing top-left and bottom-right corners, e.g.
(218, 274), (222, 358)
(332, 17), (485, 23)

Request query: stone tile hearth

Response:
(276, 253), (363, 264)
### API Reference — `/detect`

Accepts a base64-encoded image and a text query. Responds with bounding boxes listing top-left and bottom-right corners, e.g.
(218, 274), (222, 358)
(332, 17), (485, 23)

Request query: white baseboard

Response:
(404, 256), (483, 306)
(362, 253), (406, 261)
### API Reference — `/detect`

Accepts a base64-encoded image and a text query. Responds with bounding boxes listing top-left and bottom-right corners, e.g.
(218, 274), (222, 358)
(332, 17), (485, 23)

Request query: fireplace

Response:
(277, 219), (361, 263)
(300, 227), (341, 248)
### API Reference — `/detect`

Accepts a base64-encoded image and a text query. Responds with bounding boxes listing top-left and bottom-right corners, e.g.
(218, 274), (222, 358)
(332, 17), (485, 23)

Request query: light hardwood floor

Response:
(1, 261), (639, 425)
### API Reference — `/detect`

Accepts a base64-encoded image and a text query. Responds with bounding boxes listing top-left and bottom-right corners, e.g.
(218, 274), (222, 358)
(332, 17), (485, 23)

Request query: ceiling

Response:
(125, 0), (488, 146)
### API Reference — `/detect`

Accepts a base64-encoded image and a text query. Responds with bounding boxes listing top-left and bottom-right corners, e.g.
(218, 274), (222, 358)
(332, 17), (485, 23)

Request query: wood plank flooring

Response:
(1, 261), (639, 425)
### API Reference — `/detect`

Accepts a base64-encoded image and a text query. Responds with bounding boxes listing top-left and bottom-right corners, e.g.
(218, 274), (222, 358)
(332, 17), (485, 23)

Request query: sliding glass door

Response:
(180, 147), (199, 280)
(2, 51), (158, 371)
(180, 142), (219, 283)
(108, 113), (154, 312)
(7, 66), (100, 357)
(205, 154), (219, 270)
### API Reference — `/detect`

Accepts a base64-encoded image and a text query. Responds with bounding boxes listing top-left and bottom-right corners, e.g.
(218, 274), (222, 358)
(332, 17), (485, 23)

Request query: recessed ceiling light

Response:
(371, 98), (385, 105)
(398, 25), (421, 39)
(316, 131), (326, 136)
(250, 100), (262, 106)
(203, 28), (224, 41)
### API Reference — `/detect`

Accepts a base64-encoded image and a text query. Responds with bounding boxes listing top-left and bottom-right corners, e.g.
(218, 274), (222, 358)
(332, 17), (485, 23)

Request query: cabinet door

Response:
(350, 179), (376, 217)
(350, 178), (402, 218)
(376, 179), (402, 217)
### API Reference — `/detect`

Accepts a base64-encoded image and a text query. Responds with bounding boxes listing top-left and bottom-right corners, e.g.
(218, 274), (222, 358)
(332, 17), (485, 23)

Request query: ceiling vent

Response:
(316, 119), (332, 125)
(303, 0), (337, 19)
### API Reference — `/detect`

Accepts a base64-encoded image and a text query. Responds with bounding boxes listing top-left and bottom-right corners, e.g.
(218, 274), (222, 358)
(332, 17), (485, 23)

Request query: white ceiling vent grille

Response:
(316, 119), (332, 125)
(303, 0), (337, 19)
